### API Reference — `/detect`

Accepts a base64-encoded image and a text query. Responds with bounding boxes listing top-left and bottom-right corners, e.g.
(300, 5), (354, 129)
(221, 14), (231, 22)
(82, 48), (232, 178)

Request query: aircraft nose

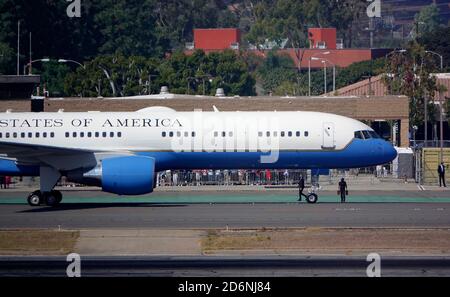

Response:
(384, 141), (397, 162)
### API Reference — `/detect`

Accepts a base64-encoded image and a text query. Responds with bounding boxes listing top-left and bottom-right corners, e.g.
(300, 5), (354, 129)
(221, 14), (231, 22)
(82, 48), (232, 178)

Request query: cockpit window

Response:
(355, 130), (382, 140)
(354, 131), (364, 139)
(362, 131), (371, 139)
(368, 131), (381, 139)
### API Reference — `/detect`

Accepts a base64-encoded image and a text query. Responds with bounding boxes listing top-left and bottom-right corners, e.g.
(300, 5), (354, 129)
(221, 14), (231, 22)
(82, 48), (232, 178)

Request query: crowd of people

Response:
(156, 169), (308, 187)
(0, 176), (11, 189)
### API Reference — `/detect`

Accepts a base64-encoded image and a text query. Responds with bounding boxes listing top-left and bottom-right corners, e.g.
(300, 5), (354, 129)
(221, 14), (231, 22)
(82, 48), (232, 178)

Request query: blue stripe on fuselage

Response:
(0, 139), (397, 176)
(138, 139), (397, 171)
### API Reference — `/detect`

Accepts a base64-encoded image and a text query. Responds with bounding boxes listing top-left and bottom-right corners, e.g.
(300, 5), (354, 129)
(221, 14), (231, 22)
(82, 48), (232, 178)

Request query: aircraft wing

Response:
(0, 141), (102, 171)
(0, 141), (94, 159)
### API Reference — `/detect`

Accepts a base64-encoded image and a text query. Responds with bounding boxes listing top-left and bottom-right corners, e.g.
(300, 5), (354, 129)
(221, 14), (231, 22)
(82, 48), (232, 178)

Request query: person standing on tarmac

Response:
(338, 178), (348, 203)
(298, 175), (307, 202)
(438, 162), (447, 188)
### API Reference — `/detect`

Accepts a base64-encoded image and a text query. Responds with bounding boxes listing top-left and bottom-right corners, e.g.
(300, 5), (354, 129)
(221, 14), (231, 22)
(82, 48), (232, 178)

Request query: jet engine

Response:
(67, 156), (155, 195)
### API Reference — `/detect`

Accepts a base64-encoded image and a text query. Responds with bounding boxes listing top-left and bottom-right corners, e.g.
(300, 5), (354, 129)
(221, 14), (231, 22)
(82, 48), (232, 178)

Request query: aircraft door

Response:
(322, 122), (336, 149)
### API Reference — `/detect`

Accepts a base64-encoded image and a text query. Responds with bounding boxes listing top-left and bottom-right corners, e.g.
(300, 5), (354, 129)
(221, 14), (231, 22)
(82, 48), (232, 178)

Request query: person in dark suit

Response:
(298, 175), (307, 201)
(438, 162), (447, 187)
(338, 178), (348, 203)
(0, 176), (4, 189)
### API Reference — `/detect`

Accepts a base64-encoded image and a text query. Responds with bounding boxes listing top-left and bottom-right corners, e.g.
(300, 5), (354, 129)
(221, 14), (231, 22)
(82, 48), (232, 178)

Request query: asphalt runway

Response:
(2, 256), (450, 277)
(1, 200), (450, 229)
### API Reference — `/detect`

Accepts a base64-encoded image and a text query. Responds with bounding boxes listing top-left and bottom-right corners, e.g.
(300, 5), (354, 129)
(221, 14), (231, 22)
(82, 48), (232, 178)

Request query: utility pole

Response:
(424, 90), (428, 147)
(17, 21), (20, 75)
(29, 32), (32, 75)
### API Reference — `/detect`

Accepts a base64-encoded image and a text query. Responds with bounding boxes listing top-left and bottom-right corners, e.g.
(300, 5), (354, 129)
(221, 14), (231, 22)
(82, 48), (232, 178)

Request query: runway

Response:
(1, 202), (450, 229)
(2, 256), (450, 277)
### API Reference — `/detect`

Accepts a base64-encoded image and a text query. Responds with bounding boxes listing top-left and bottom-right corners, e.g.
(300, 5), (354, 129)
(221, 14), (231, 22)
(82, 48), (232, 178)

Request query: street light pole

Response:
(17, 21), (20, 76)
(24, 58), (50, 75)
(308, 58), (311, 96)
(58, 59), (85, 69)
(323, 61), (327, 94)
(425, 50), (444, 71)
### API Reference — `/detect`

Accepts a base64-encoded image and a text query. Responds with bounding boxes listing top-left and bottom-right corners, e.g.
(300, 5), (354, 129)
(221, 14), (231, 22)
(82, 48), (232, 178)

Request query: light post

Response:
(23, 58), (50, 75)
(311, 57), (336, 95)
(308, 52), (330, 96)
(425, 50), (444, 71)
(58, 59), (85, 69)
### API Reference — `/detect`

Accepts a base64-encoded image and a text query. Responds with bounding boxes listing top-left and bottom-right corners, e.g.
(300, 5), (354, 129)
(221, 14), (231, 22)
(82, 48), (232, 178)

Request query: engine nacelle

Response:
(67, 156), (155, 195)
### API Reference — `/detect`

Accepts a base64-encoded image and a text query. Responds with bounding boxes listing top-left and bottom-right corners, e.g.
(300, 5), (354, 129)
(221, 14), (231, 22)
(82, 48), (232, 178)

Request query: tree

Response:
(419, 26), (450, 71)
(0, 42), (14, 74)
(415, 4), (441, 38)
(383, 42), (441, 128)
(64, 50), (256, 97)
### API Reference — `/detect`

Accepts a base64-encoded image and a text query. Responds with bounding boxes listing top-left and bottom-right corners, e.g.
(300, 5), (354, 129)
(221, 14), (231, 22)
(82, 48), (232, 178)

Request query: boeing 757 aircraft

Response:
(0, 106), (397, 206)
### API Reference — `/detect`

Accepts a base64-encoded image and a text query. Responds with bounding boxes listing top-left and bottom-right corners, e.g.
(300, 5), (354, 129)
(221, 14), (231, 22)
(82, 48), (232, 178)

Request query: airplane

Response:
(0, 106), (397, 206)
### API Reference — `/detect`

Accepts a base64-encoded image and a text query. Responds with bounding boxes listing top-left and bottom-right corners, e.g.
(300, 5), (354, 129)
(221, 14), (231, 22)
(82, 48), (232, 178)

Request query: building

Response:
(0, 75), (40, 100)
(331, 73), (450, 99)
(186, 27), (391, 69)
(189, 28), (241, 51)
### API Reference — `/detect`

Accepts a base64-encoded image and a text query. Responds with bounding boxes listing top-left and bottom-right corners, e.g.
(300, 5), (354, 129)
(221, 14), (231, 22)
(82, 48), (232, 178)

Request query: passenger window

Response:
(51, 132), (55, 138)
(79, 132), (84, 138)
(5, 133), (10, 138)
(177, 131), (181, 137)
(229, 132), (233, 137)
(0, 133), (2, 138)
(296, 131), (300, 137)
(266, 131), (270, 137)
(102, 132), (107, 137)
(110, 132), (114, 137)
(95, 132), (99, 138)
(72, 132), (77, 138)
(192, 132), (196, 137)
(29, 132), (33, 138)
(43, 132), (47, 138)
(281, 131), (285, 137)
(21, 133), (25, 138)
(13, 132), (17, 138)
(35, 133), (39, 138)
(304, 131), (309, 137)
(222, 131), (226, 137)
(288, 131), (292, 137)
(162, 132), (166, 137)
(169, 132), (174, 137)
(118, 132), (122, 138)
(214, 132), (218, 137)
(184, 131), (189, 137)
(273, 131), (278, 137)
(258, 132), (263, 137)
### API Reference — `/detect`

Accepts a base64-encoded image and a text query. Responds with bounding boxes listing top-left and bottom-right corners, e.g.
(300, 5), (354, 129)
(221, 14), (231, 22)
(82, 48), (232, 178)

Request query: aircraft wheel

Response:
(27, 191), (43, 207)
(44, 192), (60, 207)
(52, 190), (63, 204)
(306, 193), (318, 204)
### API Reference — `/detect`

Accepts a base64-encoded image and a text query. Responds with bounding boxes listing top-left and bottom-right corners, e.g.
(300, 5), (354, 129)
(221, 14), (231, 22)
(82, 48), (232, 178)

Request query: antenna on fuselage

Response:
(213, 105), (220, 112)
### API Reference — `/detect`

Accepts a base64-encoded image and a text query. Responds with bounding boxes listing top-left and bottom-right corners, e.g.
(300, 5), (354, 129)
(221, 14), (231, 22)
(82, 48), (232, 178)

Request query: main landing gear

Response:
(27, 190), (63, 207)
(27, 166), (63, 207)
